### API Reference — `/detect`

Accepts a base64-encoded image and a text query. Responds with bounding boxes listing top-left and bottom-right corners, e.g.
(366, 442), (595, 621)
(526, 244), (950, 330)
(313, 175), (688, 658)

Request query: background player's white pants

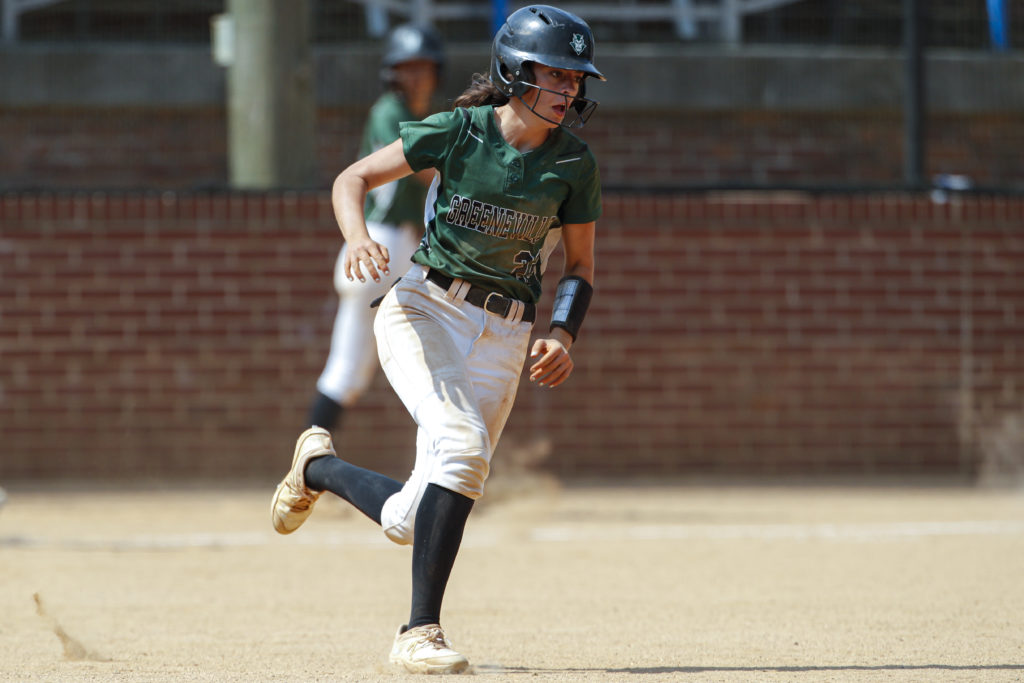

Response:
(375, 264), (532, 545)
(316, 222), (420, 406)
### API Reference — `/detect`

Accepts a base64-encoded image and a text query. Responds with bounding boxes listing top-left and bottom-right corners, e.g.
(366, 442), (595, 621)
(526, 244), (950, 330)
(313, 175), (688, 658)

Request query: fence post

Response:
(491, 0), (507, 37)
(903, 0), (925, 188)
(226, 0), (317, 189)
(987, 0), (1009, 51)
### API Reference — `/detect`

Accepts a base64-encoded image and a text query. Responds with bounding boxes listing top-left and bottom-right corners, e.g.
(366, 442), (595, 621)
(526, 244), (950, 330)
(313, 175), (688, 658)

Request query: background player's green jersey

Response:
(400, 104), (602, 304)
(363, 92), (430, 227)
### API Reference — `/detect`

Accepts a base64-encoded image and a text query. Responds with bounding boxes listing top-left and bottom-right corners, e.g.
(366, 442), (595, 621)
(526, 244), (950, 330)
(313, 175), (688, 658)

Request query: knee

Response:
(317, 372), (372, 408)
(434, 450), (490, 500)
(380, 451), (489, 546)
(335, 376), (373, 406)
(381, 494), (415, 545)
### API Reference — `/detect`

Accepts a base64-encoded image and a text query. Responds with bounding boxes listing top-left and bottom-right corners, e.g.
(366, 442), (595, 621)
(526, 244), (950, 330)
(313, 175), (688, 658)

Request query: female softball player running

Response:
(306, 23), (444, 435)
(273, 5), (604, 674)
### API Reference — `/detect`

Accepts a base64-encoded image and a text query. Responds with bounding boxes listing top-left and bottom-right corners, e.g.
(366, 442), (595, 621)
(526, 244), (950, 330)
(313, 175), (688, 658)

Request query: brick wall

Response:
(2, 192), (1021, 482)
(3, 106), (1023, 191)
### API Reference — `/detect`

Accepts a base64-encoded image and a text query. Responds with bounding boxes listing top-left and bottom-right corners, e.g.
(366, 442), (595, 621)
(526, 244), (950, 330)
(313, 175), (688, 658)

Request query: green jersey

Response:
(399, 104), (602, 304)
(362, 92), (430, 227)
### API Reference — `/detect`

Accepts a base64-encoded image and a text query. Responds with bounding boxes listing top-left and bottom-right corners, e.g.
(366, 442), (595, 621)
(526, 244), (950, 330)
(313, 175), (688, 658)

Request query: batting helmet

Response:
(382, 23), (445, 69)
(490, 5), (604, 127)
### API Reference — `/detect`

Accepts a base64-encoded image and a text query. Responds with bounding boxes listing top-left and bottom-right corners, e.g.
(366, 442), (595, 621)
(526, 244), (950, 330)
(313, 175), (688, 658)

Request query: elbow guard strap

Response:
(549, 276), (593, 341)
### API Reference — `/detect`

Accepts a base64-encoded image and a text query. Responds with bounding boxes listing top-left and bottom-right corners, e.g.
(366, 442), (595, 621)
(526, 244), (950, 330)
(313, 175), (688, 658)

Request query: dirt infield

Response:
(2, 480), (1023, 682)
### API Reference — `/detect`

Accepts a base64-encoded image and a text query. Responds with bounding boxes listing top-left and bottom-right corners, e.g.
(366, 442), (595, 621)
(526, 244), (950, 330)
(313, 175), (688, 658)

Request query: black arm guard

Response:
(549, 276), (593, 341)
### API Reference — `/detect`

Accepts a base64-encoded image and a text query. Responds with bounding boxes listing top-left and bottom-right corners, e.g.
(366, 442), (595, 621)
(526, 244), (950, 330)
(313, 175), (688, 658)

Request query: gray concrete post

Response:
(226, 0), (316, 189)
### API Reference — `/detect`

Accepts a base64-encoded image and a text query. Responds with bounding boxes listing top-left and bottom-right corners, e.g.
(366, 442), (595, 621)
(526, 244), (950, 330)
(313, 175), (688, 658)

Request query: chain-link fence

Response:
(6, 0), (1019, 48)
(1, 0), (1021, 192)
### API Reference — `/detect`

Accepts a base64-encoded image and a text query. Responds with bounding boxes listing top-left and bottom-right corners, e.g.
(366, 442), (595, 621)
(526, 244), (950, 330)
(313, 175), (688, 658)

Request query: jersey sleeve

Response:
(400, 109), (462, 173)
(559, 148), (603, 224)
(365, 100), (404, 152)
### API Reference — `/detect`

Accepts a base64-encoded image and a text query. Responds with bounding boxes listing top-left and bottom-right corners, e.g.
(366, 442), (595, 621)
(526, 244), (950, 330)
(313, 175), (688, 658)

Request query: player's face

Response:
(525, 64), (585, 126)
(393, 59), (439, 113)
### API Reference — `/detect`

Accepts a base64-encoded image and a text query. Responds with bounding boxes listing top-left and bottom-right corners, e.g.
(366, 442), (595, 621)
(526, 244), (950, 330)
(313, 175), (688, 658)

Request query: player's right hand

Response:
(343, 238), (390, 283)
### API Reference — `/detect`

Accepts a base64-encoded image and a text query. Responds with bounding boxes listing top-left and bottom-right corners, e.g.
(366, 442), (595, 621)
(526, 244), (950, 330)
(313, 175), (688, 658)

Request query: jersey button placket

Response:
(505, 157), (524, 195)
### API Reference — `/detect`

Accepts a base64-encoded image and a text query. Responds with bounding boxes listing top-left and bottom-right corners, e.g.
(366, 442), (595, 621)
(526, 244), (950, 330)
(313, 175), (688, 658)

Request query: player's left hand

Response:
(528, 334), (574, 388)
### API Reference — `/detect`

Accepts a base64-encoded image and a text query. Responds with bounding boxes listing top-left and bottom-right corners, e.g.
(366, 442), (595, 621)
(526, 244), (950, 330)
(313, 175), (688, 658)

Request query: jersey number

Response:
(510, 250), (540, 283)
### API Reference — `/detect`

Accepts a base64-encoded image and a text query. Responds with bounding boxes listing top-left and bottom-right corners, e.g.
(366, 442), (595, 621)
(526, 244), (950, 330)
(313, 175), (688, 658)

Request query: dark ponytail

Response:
(452, 73), (509, 110)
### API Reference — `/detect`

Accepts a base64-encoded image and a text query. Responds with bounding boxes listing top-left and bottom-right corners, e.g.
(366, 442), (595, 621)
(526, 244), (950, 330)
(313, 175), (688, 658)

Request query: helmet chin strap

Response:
(512, 81), (598, 129)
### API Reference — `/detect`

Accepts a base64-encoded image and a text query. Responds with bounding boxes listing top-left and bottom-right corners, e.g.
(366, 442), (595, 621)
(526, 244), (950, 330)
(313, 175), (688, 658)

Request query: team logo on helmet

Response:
(570, 33), (586, 56)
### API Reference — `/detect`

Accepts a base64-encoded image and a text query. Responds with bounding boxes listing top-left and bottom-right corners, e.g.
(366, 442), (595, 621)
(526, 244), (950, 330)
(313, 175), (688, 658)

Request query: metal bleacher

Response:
(2, 0), (56, 41)
(346, 0), (803, 43)
(2, 0), (804, 44)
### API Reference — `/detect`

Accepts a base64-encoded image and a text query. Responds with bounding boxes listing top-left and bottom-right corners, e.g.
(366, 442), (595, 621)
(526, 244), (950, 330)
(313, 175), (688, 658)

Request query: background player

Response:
(306, 23), (444, 435)
(273, 5), (605, 674)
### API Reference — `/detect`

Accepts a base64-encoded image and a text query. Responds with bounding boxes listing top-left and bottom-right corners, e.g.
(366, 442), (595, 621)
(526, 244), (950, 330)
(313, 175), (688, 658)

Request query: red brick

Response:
(3, 192), (1024, 480)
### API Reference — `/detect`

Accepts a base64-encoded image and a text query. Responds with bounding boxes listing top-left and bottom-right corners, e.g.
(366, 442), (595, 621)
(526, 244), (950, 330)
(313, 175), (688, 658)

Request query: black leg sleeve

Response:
(303, 455), (401, 526)
(408, 484), (475, 629)
(306, 391), (343, 433)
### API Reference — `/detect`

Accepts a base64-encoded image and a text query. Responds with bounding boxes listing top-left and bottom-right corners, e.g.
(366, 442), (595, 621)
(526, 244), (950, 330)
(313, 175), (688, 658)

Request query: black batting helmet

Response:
(382, 23), (444, 70)
(489, 5), (605, 127)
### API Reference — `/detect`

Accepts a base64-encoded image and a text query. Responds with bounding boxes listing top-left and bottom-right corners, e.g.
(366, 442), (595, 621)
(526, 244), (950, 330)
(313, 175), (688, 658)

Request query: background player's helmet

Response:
(381, 23), (445, 80)
(490, 5), (605, 127)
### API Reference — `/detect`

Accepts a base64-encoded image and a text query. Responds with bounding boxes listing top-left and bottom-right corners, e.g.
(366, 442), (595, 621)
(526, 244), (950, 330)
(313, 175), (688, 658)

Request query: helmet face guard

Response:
(512, 80), (599, 129)
(490, 5), (605, 128)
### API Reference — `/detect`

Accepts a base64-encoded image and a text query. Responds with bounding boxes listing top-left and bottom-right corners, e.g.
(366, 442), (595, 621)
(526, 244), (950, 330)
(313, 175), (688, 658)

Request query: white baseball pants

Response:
(316, 221), (420, 406)
(375, 264), (533, 545)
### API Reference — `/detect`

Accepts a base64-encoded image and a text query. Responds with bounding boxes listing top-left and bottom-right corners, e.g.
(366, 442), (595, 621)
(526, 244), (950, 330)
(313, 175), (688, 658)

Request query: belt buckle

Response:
(483, 291), (511, 318)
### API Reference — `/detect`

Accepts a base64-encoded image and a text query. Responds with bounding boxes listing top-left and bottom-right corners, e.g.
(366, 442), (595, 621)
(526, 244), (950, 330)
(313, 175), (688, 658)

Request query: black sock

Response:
(307, 391), (343, 433)
(304, 456), (401, 526)
(408, 484), (475, 629)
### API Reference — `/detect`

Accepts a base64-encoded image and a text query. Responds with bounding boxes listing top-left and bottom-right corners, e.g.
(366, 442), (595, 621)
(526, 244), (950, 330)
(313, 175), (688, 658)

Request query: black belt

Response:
(426, 268), (536, 323)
